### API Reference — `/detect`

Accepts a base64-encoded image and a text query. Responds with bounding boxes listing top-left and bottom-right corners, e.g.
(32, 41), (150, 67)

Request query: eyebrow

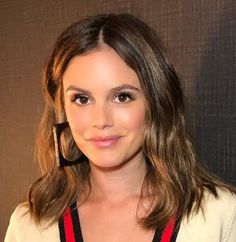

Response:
(65, 84), (140, 94)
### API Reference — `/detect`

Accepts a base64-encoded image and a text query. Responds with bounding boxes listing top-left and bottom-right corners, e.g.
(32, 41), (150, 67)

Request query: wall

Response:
(0, 0), (235, 240)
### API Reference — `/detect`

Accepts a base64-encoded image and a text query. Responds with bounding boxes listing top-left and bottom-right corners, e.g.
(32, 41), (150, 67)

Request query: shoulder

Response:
(177, 188), (236, 242)
(202, 188), (236, 217)
(4, 203), (60, 242)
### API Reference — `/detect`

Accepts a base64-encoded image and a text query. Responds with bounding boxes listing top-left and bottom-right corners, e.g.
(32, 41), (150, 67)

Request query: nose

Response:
(91, 103), (114, 130)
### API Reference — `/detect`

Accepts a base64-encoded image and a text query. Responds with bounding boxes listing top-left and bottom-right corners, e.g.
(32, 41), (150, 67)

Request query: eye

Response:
(72, 94), (91, 105)
(114, 91), (135, 103)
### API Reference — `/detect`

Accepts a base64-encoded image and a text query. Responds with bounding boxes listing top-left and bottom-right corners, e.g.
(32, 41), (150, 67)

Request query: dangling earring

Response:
(53, 122), (86, 167)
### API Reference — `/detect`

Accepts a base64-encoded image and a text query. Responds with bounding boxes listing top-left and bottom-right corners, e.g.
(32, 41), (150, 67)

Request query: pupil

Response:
(119, 95), (126, 102)
(80, 97), (88, 104)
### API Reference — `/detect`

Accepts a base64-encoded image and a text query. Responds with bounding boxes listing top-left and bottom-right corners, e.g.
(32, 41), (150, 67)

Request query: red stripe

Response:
(160, 219), (175, 242)
(63, 207), (76, 242)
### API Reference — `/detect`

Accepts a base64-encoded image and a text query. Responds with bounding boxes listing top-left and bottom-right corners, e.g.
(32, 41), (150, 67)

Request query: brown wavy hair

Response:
(28, 13), (235, 228)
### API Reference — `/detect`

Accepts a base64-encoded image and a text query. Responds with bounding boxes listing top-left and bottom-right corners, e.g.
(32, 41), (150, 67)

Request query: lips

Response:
(88, 136), (121, 148)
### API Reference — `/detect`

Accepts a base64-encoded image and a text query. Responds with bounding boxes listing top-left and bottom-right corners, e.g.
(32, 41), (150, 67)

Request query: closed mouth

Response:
(88, 136), (121, 148)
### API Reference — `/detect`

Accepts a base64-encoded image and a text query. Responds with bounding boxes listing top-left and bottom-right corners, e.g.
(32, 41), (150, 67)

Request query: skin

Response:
(63, 46), (154, 242)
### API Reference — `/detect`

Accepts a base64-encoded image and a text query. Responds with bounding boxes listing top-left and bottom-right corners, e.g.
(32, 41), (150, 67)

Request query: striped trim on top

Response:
(59, 203), (83, 242)
(59, 203), (180, 242)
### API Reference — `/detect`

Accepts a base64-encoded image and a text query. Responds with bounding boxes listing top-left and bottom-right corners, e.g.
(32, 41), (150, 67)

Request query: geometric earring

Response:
(53, 122), (87, 167)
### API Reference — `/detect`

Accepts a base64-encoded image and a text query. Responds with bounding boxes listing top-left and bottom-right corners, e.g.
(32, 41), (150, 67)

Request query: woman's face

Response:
(63, 46), (146, 170)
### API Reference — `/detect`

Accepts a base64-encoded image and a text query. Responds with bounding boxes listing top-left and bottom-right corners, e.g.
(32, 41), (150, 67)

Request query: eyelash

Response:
(71, 94), (90, 105)
(70, 91), (135, 105)
(114, 91), (135, 103)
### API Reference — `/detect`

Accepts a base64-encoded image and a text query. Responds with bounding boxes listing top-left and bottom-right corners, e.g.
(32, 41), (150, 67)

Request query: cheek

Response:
(65, 105), (89, 137)
(115, 104), (146, 132)
(65, 102), (146, 137)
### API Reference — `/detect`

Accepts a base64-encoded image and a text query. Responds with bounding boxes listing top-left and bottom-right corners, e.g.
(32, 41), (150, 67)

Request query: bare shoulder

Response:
(176, 188), (236, 242)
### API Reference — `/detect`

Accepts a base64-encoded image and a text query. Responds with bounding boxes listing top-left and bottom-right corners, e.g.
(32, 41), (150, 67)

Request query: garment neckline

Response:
(58, 202), (180, 242)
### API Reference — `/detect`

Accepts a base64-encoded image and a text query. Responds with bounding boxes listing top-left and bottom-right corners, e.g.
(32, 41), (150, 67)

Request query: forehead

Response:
(62, 46), (141, 89)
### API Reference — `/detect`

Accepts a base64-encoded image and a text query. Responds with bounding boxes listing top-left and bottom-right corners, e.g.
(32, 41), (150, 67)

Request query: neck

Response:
(88, 155), (147, 203)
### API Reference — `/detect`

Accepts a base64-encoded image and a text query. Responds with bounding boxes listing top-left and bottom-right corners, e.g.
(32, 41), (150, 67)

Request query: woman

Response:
(5, 13), (236, 242)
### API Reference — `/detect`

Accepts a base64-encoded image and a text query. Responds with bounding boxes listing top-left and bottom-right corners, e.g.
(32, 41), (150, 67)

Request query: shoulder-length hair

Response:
(28, 13), (234, 228)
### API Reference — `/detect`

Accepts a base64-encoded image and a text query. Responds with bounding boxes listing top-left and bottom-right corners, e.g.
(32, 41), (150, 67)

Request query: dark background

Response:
(0, 0), (235, 240)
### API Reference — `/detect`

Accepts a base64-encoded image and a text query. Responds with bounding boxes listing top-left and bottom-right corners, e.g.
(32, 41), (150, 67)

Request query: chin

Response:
(88, 156), (128, 171)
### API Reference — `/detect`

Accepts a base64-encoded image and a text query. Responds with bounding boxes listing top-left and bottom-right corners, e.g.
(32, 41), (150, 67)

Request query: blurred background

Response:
(0, 0), (235, 240)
